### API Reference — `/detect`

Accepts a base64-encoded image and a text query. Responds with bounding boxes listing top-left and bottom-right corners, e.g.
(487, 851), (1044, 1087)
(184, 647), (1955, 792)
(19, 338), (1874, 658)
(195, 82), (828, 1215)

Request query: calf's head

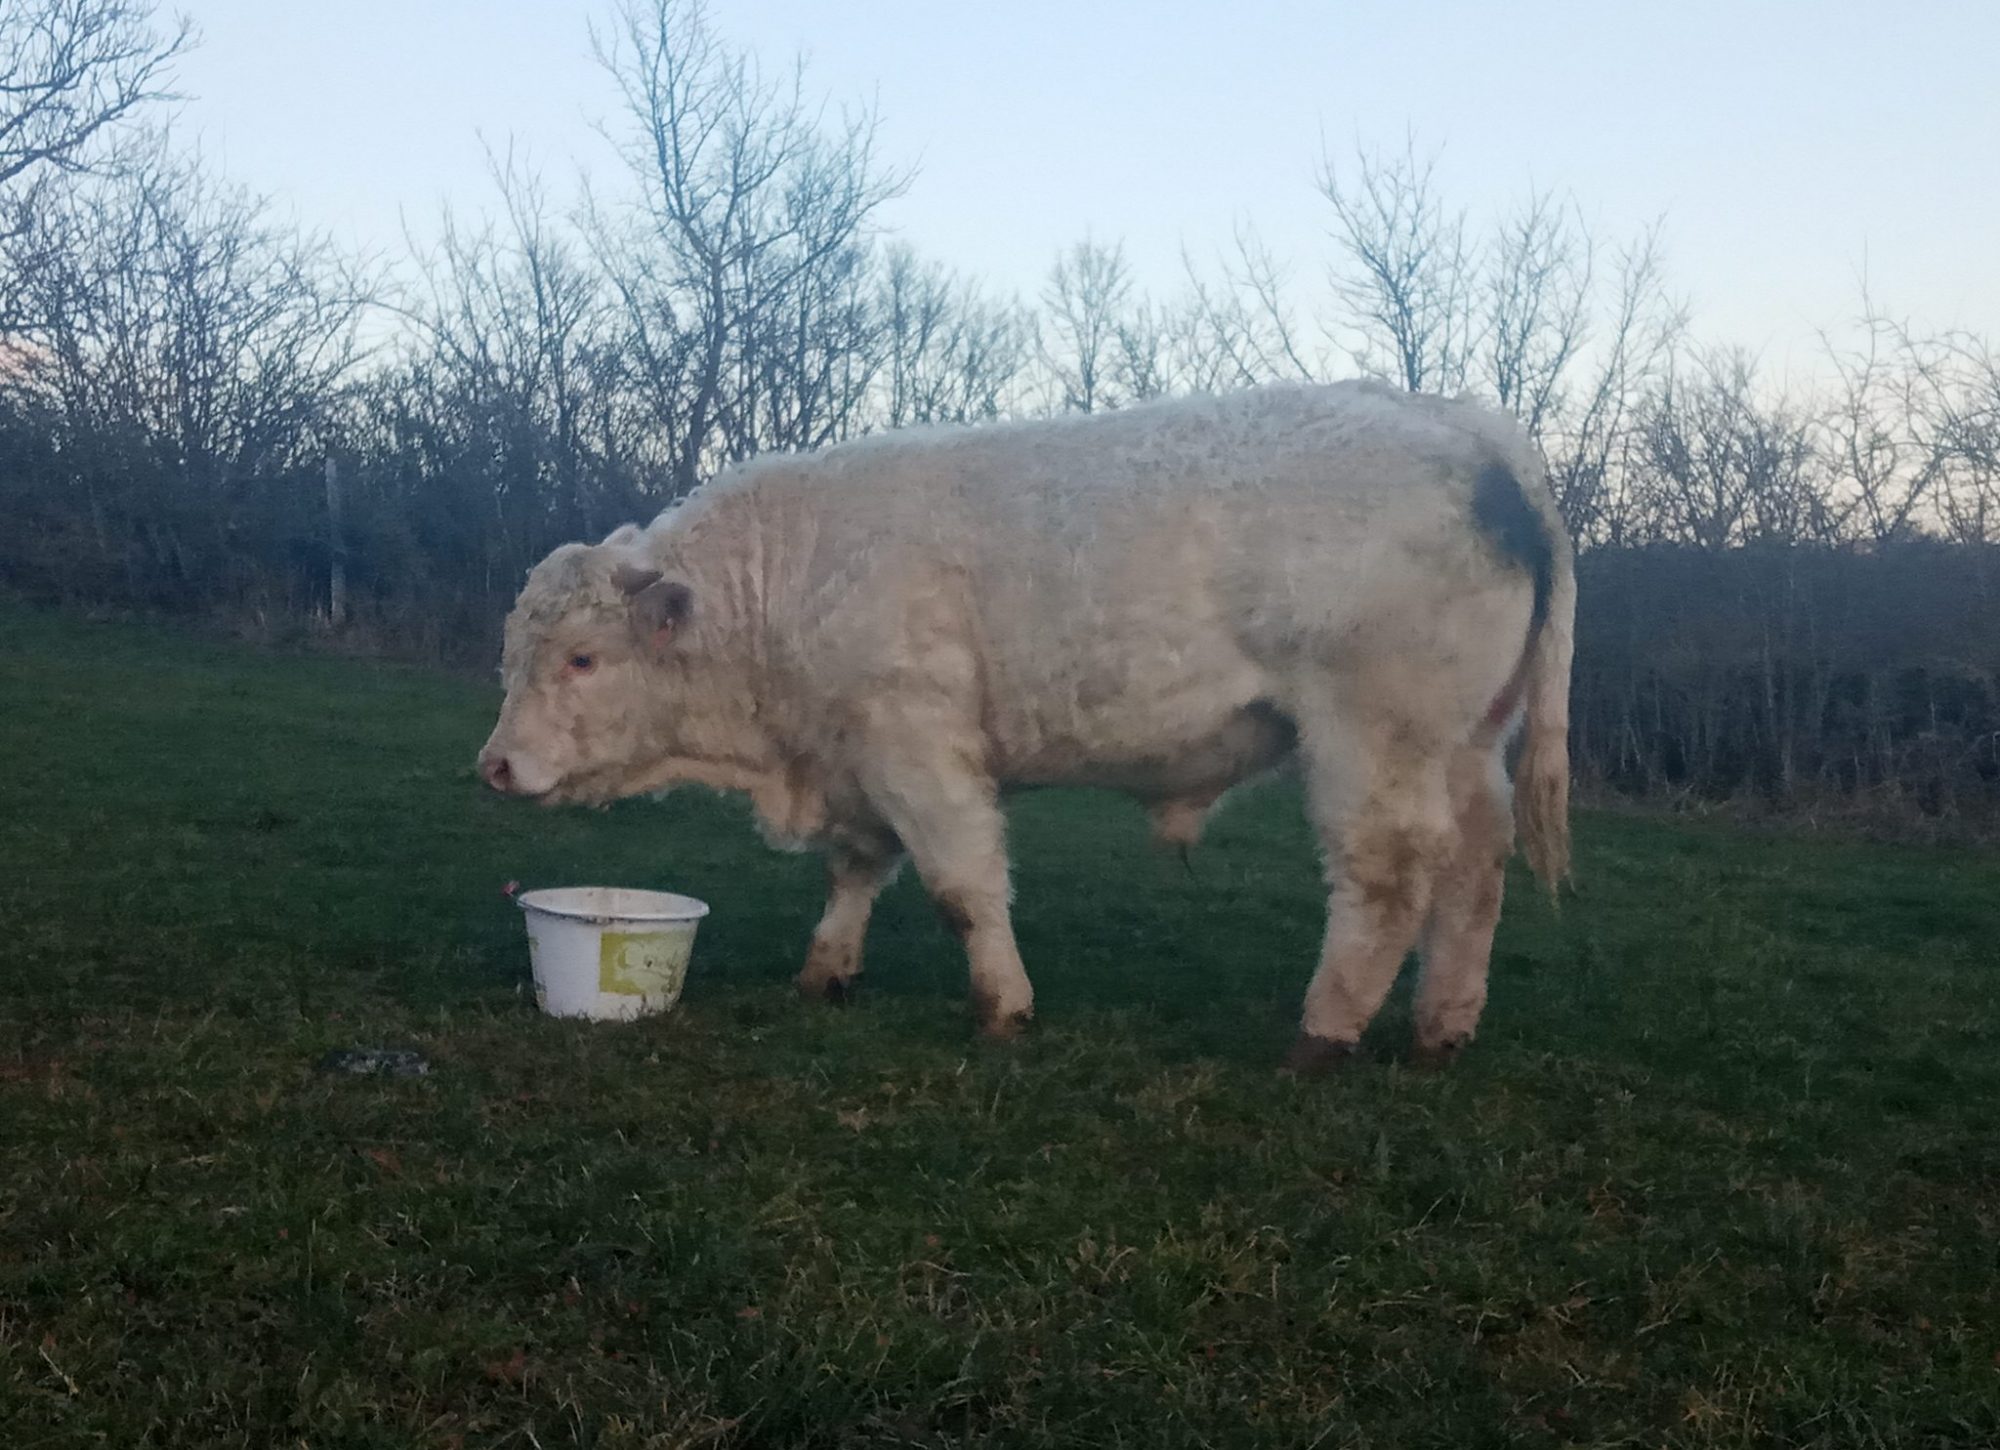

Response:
(477, 540), (694, 804)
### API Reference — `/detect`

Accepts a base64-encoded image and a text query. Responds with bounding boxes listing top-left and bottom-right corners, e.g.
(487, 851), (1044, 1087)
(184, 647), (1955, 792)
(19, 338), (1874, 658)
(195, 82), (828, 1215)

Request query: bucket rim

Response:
(516, 885), (711, 925)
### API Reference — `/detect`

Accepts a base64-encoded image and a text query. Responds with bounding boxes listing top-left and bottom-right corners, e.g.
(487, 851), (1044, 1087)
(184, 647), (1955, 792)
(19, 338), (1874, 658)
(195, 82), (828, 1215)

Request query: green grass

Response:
(1, 602), (1996, 1449)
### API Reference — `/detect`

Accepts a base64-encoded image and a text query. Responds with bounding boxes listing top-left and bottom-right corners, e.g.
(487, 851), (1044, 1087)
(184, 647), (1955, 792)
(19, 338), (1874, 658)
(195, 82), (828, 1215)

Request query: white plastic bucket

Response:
(516, 887), (710, 1021)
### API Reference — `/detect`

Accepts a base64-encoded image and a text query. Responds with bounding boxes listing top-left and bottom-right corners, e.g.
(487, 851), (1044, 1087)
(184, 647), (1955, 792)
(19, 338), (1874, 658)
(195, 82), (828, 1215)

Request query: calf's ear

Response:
(612, 562), (693, 650)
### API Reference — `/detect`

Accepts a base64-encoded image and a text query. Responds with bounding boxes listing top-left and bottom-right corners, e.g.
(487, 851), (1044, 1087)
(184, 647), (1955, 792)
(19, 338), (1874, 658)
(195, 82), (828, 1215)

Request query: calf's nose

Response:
(479, 751), (515, 793)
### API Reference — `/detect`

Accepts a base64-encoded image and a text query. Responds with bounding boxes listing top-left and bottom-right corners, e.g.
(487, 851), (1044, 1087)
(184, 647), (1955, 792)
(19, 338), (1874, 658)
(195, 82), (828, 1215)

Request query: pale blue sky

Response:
(173, 1), (1996, 377)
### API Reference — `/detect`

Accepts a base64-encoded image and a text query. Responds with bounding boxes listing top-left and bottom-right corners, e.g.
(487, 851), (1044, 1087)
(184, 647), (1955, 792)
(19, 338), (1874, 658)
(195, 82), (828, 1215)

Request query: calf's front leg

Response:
(854, 736), (1033, 1037)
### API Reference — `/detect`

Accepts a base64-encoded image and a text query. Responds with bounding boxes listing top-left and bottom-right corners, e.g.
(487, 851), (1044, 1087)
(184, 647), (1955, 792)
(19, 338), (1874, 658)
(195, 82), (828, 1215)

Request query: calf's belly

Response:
(993, 693), (1298, 799)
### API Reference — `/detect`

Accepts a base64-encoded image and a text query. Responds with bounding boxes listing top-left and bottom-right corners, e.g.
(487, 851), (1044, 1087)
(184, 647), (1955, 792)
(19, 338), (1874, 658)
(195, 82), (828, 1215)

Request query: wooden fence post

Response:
(325, 456), (348, 628)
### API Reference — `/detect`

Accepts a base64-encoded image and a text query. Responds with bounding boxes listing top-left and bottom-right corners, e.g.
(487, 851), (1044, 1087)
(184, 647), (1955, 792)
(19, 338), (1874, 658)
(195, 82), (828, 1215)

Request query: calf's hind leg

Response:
(1411, 746), (1513, 1067)
(797, 832), (902, 1002)
(1287, 704), (1456, 1073)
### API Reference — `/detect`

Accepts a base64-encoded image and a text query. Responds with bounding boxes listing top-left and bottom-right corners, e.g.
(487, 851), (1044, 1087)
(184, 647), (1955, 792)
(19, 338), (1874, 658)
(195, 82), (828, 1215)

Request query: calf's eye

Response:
(567, 654), (596, 674)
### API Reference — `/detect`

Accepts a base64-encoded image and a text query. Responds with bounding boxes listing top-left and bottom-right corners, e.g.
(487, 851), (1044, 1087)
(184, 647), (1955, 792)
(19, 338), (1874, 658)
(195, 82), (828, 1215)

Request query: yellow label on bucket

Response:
(598, 930), (692, 999)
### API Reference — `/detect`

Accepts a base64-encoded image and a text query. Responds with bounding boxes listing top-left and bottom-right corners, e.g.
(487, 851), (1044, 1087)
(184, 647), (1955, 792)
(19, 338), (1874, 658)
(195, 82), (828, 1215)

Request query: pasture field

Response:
(1, 600), (1997, 1449)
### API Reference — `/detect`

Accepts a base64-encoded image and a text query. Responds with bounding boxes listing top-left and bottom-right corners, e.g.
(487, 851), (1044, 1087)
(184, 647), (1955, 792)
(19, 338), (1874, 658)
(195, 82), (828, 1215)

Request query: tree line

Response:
(3, 0), (1997, 824)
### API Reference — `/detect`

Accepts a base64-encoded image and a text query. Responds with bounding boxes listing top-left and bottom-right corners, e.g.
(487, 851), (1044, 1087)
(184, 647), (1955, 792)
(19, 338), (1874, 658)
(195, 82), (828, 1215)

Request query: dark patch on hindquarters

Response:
(1471, 462), (1554, 633)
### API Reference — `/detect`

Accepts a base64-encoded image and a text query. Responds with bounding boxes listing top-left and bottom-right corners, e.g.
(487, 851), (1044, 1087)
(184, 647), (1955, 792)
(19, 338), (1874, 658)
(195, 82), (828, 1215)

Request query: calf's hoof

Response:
(795, 971), (857, 1005)
(977, 1011), (1033, 1042)
(972, 985), (1034, 1040)
(1410, 1036), (1469, 1071)
(1281, 1032), (1358, 1076)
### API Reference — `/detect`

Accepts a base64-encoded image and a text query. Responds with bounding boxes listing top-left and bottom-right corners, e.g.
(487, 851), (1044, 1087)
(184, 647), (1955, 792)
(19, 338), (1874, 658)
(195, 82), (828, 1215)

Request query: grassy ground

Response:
(1, 602), (1996, 1449)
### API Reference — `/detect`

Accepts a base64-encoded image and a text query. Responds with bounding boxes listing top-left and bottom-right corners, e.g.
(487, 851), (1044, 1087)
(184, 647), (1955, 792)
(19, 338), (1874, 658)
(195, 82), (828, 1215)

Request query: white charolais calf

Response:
(478, 382), (1573, 1070)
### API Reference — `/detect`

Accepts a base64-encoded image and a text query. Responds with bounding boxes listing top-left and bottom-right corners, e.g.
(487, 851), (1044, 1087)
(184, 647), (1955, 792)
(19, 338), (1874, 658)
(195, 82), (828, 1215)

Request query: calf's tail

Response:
(1514, 557), (1573, 895)
(1470, 460), (1574, 896)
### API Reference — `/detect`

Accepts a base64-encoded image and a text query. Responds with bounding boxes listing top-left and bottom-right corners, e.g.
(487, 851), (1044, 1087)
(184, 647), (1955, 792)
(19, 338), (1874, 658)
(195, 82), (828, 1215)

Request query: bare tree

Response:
(1037, 235), (1133, 413)
(0, 0), (190, 331)
(1110, 299), (1173, 403)
(1939, 336), (2000, 497)
(877, 243), (1024, 426)
(394, 143), (641, 582)
(1174, 225), (1326, 391)
(1318, 135), (1477, 394)
(0, 1), (188, 194)
(589, 0), (907, 493)
(1541, 222), (1684, 545)
(1815, 296), (1948, 546)
(1482, 189), (1592, 442)
(1893, 326), (2000, 544)
(1632, 348), (1831, 550)
(4, 143), (371, 603)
